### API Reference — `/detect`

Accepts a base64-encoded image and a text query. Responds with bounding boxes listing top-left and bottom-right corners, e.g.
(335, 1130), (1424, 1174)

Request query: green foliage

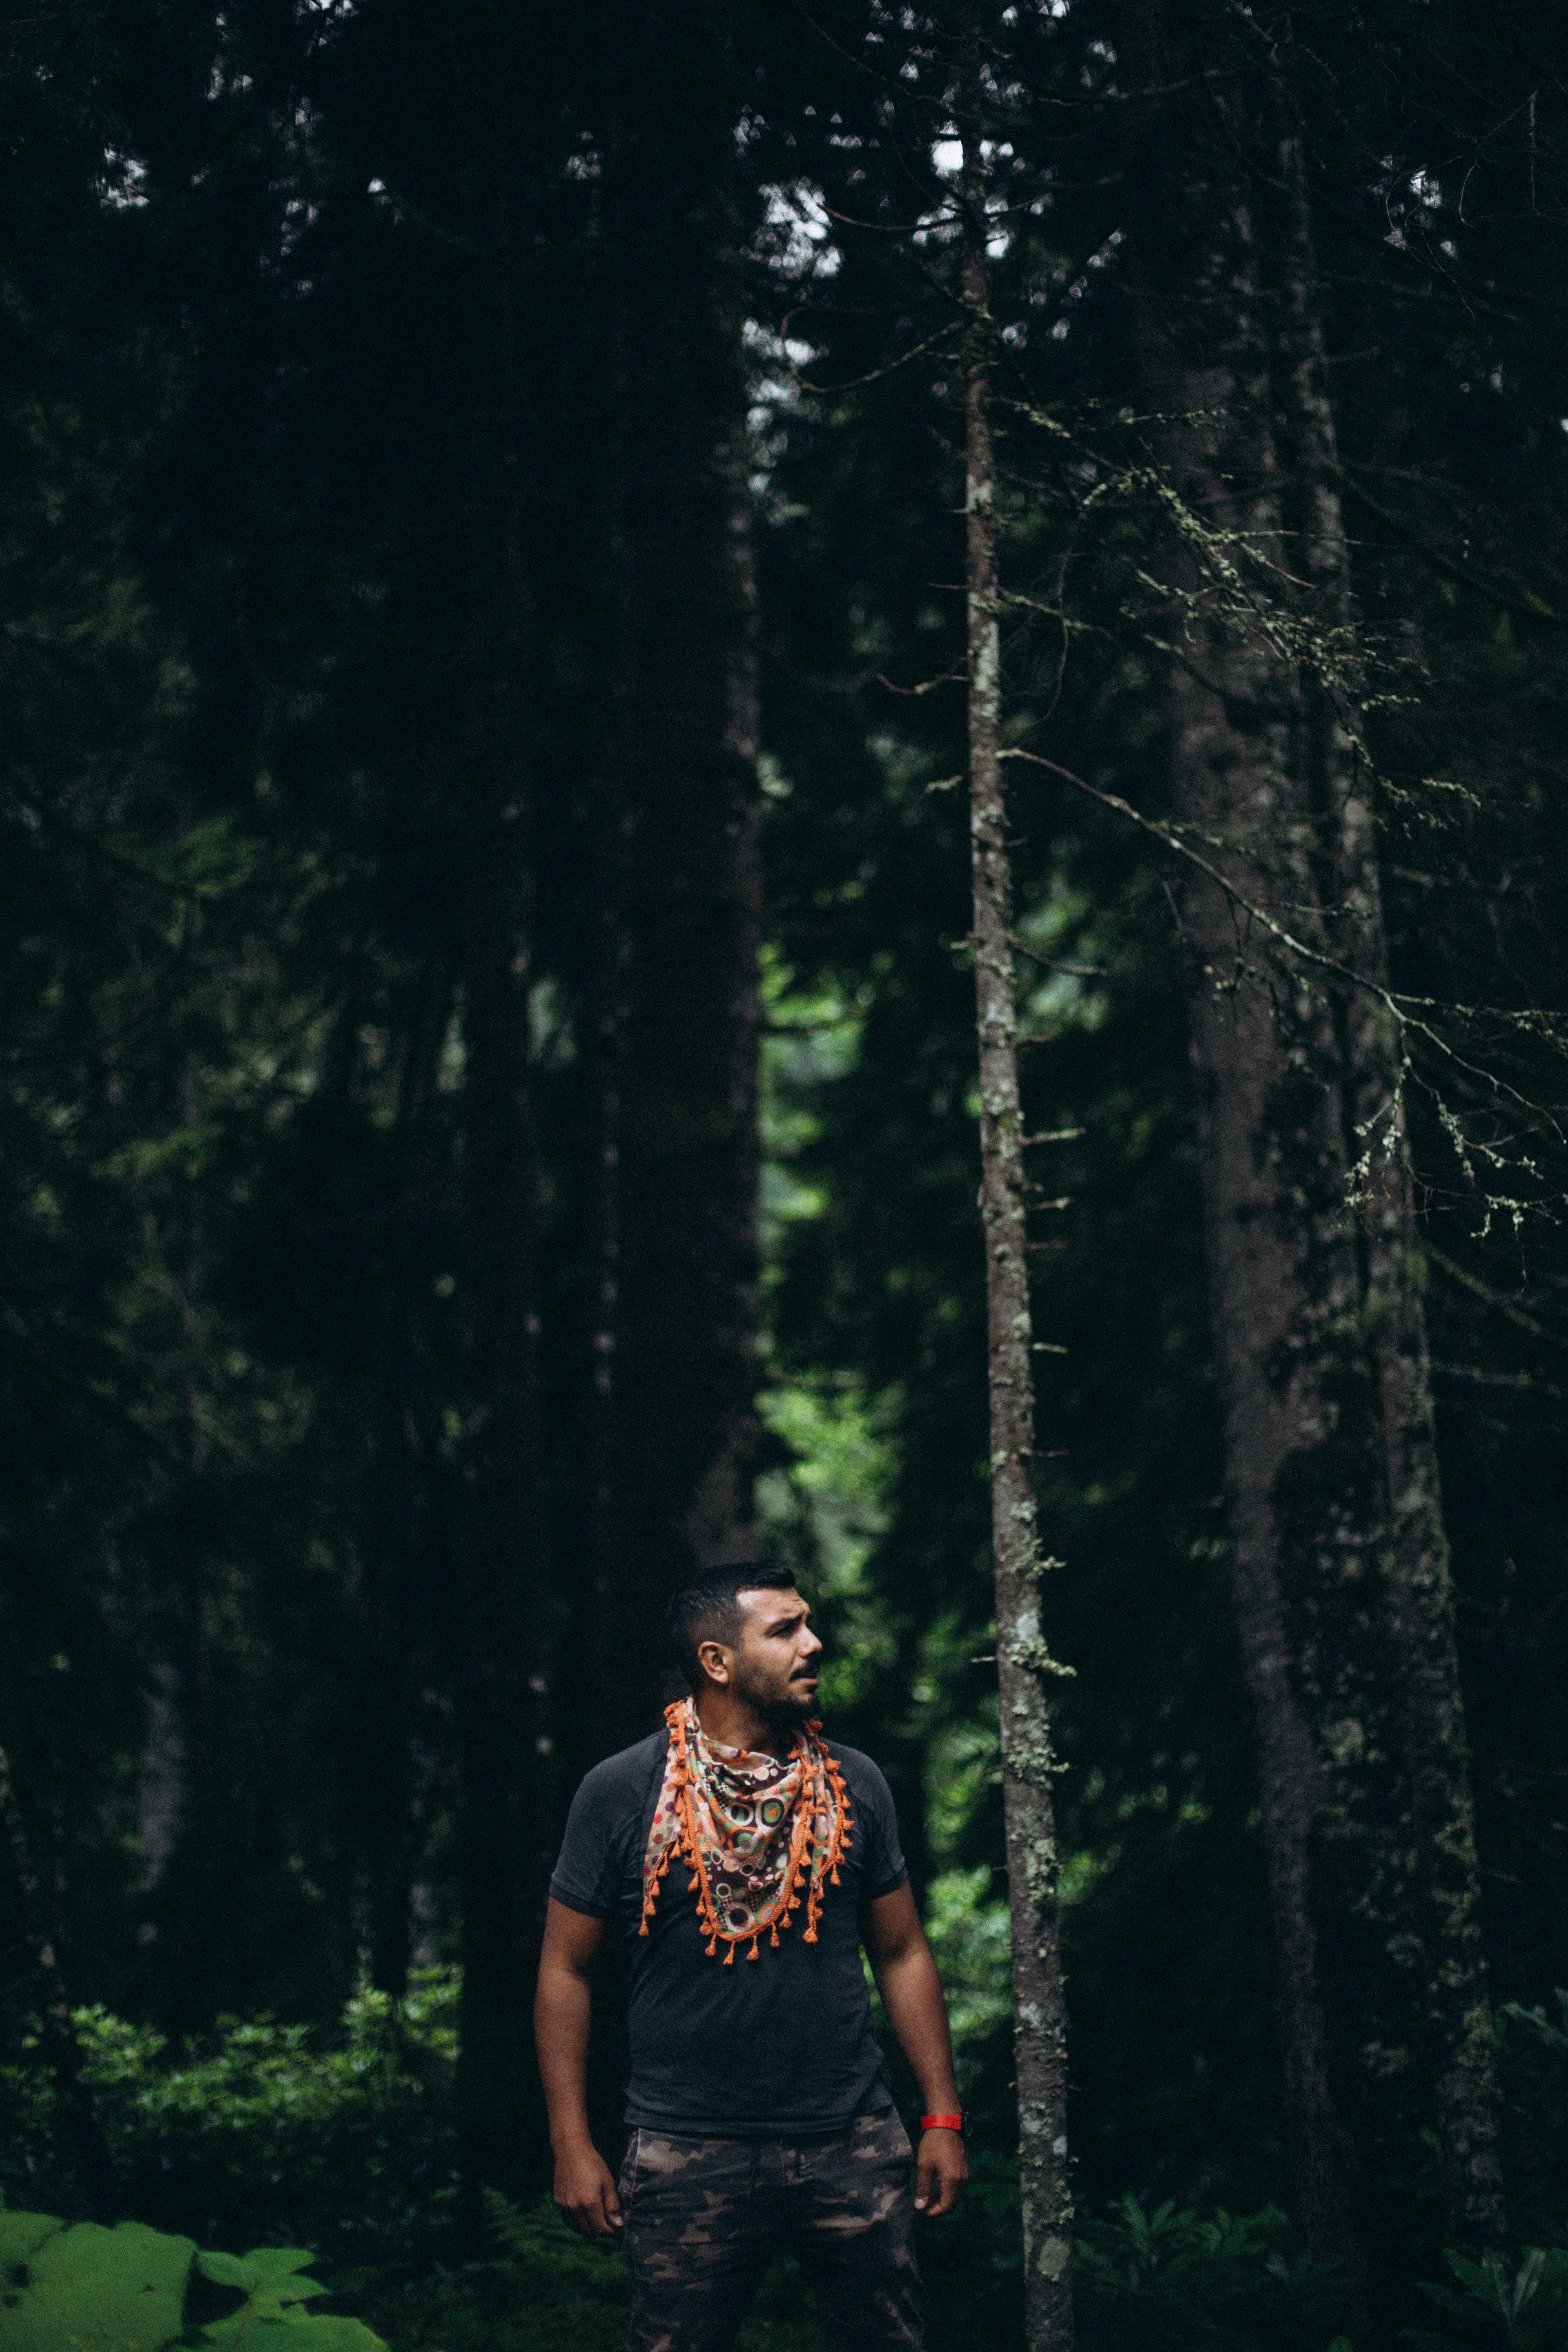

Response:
(0, 2209), (193, 2352)
(0, 2200), (385, 2350)
(909, 2149), (1025, 2343)
(920, 1867), (1013, 2058)
(0, 2179), (1356, 2352)
(1073, 2195), (1350, 2352)
(0, 1978), (461, 2267)
(1497, 1998), (1568, 2245)
(338, 2193), (818, 2352)
(10, 1976), (1566, 2352)
(1406, 2245), (1568, 2352)
(901, 2171), (1352, 2352)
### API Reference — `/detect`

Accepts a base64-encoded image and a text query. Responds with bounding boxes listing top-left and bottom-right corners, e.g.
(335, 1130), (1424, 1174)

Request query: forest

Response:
(1, 1), (1567, 2349)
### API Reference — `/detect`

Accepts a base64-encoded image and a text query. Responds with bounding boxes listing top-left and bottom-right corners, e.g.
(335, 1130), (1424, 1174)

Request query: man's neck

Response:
(692, 1685), (801, 1760)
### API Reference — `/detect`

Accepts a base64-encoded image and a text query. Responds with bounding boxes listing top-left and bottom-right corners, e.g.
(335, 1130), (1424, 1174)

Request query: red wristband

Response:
(920, 2114), (963, 2132)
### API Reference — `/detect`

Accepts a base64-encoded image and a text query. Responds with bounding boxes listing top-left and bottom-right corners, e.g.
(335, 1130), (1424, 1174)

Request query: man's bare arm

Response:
(534, 1897), (622, 2238)
(862, 1881), (969, 2218)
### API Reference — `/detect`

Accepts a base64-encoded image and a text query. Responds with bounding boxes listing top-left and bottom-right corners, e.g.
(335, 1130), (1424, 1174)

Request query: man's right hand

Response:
(537, 1902), (619, 2240)
(552, 2141), (624, 2240)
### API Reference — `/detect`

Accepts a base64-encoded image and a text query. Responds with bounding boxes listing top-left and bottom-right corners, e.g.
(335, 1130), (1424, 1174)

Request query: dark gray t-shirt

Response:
(550, 1728), (908, 2135)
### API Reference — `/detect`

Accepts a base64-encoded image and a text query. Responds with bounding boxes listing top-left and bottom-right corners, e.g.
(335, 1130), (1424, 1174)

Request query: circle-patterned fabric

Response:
(640, 1698), (853, 1959)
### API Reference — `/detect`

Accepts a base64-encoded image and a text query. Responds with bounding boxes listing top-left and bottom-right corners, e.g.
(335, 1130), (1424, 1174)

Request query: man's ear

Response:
(695, 1638), (731, 1687)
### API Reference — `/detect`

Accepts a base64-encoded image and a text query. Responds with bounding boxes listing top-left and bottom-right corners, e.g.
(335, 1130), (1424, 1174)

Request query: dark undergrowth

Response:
(4, 1975), (1568, 2350)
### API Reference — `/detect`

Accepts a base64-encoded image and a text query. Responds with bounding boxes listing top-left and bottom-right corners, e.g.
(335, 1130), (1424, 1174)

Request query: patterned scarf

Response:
(639, 1697), (853, 1964)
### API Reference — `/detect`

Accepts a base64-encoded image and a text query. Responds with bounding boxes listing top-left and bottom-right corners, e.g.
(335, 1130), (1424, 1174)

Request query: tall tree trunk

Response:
(605, 0), (762, 1749)
(452, 228), (556, 2195)
(0, 1740), (118, 2221)
(354, 1326), (421, 2001)
(352, 1000), (448, 1999)
(1116, 0), (1378, 2274)
(135, 1658), (183, 1946)
(579, 126), (635, 1772)
(1270, 70), (1506, 2250)
(582, 788), (630, 1764)
(961, 92), (1075, 2352)
(455, 759), (556, 2197)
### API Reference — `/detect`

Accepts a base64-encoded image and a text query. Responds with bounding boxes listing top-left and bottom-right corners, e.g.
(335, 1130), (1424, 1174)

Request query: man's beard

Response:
(732, 1656), (818, 1729)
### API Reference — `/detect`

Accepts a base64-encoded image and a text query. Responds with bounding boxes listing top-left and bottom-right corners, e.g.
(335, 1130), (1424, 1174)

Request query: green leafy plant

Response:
(346, 2193), (825, 2352)
(0, 1974), (462, 2272)
(1497, 1998), (1568, 2247)
(1074, 2193), (1350, 2352)
(1405, 2244), (1568, 2351)
(0, 2199), (387, 2348)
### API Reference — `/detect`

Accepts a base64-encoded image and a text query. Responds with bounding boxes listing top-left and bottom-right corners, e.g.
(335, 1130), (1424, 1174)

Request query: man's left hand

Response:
(913, 2126), (968, 2218)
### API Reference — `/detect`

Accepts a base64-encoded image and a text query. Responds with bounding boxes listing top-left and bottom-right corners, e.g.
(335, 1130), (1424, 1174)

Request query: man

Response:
(535, 1564), (968, 2352)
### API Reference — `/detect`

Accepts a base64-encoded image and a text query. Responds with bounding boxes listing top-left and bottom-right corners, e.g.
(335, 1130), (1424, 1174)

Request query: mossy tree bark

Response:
(1119, 0), (1507, 2267)
(1270, 69), (1506, 2251)
(1116, 0), (1377, 2276)
(961, 93), (1075, 2352)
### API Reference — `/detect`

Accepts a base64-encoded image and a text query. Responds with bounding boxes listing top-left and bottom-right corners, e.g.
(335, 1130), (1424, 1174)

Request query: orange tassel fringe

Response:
(637, 1699), (854, 1962)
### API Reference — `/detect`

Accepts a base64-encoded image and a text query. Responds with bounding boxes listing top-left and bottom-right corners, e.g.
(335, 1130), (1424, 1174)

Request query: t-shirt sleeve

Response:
(853, 1756), (909, 1900)
(549, 1760), (628, 1919)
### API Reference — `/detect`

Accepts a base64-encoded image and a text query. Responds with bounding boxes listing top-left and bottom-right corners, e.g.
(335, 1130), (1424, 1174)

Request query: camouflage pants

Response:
(618, 2109), (922, 2352)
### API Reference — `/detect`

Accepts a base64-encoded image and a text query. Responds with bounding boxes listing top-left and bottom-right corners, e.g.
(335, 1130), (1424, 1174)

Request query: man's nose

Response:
(801, 1626), (823, 1659)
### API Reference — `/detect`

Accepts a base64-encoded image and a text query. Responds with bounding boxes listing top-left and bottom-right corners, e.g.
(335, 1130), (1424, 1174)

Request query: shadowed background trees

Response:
(3, 2), (1568, 2346)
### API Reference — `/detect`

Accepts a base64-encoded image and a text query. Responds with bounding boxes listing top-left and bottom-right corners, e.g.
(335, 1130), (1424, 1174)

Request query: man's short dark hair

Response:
(666, 1564), (798, 1688)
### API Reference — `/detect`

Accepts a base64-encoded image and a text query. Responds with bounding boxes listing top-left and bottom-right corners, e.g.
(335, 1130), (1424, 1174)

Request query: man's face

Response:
(725, 1588), (823, 1722)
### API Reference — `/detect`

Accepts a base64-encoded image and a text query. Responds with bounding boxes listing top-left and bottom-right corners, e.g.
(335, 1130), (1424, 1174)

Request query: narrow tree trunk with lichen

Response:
(961, 107), (1074, 2352)
(1271, 76), (1506, 2249)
